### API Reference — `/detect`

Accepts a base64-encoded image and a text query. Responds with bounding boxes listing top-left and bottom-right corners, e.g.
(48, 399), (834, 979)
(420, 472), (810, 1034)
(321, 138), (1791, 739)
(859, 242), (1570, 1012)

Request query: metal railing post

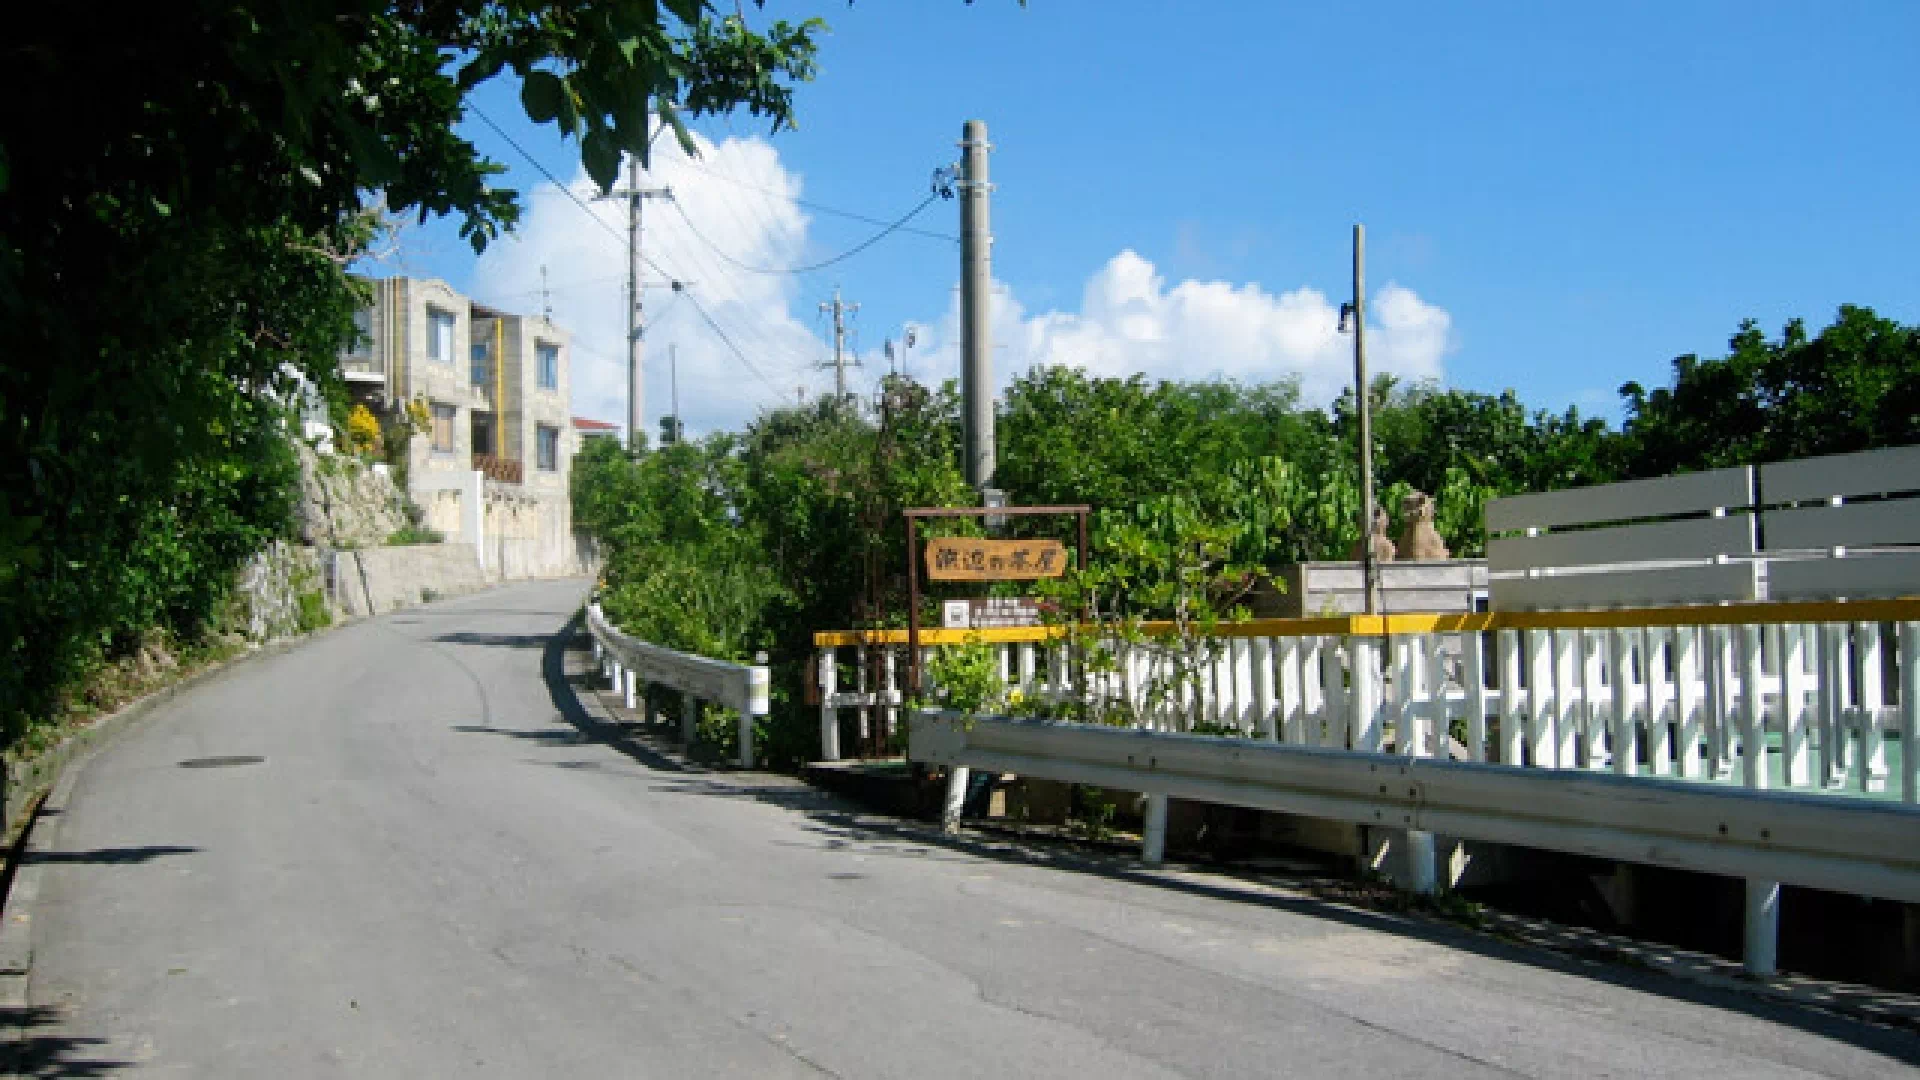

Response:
(743, 654), (769, 770)
(1142, 793), (1169, 865)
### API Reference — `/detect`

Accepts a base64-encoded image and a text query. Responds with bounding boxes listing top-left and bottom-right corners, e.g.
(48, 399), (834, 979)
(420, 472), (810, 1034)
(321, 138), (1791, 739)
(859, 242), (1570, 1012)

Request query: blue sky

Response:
(404, 1), (1920, 434)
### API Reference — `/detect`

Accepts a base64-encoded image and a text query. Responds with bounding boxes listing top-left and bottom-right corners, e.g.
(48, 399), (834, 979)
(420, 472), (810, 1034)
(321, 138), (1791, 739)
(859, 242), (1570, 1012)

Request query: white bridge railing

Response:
(817, 601), (1919, 803)
(588, 604), (770, 769)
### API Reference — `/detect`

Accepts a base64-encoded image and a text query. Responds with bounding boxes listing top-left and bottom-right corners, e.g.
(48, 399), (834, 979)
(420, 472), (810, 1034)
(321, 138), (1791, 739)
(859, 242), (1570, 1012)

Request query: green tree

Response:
(1619, 306), (1920, 477)
(1, 3), (824, 743)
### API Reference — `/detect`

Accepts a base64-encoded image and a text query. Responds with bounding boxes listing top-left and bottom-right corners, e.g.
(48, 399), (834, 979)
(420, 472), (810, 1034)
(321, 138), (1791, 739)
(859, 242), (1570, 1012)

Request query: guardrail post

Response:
(942, 766), (970, 833)
(682, 693), (698, 746)
(623, 668), (637, 712)
(743, 653), (769, 770)
(1142, 793), (1168, 864)
(1744, 878), (1780, 977)
(818, 648), (840, 762)
(610, 659), (624, 699)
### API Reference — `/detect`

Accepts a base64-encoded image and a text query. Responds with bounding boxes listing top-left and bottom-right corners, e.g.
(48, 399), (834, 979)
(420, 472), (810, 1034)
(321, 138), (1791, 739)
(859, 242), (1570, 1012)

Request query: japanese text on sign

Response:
(924, 537), (1067, 581)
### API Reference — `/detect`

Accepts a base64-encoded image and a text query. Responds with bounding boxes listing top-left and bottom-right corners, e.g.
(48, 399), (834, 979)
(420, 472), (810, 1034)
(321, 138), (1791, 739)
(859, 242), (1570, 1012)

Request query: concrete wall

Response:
(331, 543), (490, 618)
(232, 541), (334, 640)
(482, 482), (586, 579)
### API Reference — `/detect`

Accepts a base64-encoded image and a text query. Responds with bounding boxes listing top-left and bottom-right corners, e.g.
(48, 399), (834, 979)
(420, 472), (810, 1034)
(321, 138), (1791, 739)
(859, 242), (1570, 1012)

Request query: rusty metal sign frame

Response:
(905, 504), (1090, 695)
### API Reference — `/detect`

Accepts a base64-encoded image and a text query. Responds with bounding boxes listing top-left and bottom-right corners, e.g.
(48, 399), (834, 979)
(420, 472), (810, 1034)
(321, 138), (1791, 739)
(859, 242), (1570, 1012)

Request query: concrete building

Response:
(341, 276), (586, 579)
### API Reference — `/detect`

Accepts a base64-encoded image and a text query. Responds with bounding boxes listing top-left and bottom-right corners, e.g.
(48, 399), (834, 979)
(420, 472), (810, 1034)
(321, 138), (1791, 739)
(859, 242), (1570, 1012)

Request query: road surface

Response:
(10, 579), (1917, 1077)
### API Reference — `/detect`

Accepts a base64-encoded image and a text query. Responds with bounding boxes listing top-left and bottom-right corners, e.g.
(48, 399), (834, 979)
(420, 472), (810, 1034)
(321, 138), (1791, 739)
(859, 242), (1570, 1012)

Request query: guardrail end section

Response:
(908, 711), (966, 765)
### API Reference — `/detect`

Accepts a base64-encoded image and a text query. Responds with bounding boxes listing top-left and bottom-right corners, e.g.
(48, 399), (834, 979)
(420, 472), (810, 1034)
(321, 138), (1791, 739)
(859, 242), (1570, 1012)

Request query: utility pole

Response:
(818, 287), (859, 401)
(1344, 224), (1380, 615)
(606, 159), (671, 452)
(959, 119), (995, 492)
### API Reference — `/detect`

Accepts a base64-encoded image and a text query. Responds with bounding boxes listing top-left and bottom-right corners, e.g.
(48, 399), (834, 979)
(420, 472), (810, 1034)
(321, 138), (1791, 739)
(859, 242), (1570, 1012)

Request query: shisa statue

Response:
(1349, 506), (1396, 563)
(1396, 490), (1451, 561)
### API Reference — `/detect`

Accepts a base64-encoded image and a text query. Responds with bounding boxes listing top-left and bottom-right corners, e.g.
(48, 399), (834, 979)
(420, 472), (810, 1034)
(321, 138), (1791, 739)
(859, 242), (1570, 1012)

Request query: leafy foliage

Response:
(1619, 306), (1920, 477)
(578, 304), (1920, 760)
(1, 3), (823, 747)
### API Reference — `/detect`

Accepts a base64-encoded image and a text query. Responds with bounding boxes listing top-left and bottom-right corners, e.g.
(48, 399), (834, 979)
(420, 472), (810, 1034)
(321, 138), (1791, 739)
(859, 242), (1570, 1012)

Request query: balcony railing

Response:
(472, 453), (522, 485)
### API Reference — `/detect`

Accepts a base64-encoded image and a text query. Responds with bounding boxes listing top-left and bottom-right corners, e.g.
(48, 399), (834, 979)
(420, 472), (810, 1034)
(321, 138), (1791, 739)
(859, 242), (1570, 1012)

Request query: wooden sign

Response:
(925, 537), (1067, 581)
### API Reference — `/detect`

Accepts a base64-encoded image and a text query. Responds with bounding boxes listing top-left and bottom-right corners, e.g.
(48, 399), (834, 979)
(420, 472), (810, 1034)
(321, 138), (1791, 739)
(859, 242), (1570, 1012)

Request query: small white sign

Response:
(941, 599), (970, 629)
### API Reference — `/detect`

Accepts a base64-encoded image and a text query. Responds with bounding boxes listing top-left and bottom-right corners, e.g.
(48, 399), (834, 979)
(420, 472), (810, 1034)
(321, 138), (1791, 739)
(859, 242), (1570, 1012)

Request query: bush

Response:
(385, 526), (443, 546)
(346, 404), (382, 457)
(295, 590), (331, 633)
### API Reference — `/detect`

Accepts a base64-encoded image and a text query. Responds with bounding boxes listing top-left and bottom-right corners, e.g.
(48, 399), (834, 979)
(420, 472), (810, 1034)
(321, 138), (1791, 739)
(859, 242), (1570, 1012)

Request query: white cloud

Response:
(473, 127), (824, 441)
(909, 251), (1453, 406)
(475, 137), (1454, 437)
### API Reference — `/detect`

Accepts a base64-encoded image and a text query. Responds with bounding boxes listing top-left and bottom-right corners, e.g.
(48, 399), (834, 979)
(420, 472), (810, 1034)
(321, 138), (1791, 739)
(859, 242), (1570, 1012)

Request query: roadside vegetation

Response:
(1, 4), (823, 755)
(574, 309), (1920, 766)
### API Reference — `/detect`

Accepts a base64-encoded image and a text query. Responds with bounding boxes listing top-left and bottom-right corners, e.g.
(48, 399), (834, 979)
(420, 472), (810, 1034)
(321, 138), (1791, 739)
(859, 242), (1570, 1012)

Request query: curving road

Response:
(9, 579), (1917, 1077)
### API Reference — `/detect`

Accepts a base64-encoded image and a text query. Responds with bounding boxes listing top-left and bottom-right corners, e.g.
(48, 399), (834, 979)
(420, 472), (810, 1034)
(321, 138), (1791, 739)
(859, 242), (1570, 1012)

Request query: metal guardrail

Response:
(911, 713), (1920, 903)
(586, 604), (770, 768)
(911, 709), (1920, 974)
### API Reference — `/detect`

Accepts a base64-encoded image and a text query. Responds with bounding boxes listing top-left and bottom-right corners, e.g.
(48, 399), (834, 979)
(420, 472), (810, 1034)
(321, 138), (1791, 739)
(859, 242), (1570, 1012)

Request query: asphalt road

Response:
(11, 579), (1918, 1077)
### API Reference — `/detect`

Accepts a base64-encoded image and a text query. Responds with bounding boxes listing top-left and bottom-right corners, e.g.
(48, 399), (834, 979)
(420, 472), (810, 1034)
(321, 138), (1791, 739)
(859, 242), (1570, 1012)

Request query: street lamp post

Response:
(1340, 224), (1380, 616)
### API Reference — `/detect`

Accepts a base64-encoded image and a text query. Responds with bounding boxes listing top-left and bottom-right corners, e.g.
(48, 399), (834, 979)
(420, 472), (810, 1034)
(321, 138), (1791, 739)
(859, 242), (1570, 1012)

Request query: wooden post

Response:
(1609, 628), (1633, 776)
(1676, 627), (1703, 779)
(1464, 630), (1488, 762)
(1901, 623), (1917, 805)
(1499, 630), (1523, 765)
(1782, 624), (1811, 787)
(1251, 637), (1276, 739)
(1351, 637), (1382, 755)
(818, 648), (840, 762)
(1739, 623), (1767, 789)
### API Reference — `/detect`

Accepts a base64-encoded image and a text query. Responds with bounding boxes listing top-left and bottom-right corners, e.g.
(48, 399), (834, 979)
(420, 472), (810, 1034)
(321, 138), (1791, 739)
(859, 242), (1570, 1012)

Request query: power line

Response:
(469, 106), (630, 253)
(673, 192), (941, 276)
(677, 151), (959, 243)
(681, 287), (786, 401)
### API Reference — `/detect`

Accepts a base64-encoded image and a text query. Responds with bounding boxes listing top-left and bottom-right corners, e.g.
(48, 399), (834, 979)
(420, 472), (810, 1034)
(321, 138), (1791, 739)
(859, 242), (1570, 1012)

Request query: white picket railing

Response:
(588, 604), (770, 769)
(815, 600), (1919, 804)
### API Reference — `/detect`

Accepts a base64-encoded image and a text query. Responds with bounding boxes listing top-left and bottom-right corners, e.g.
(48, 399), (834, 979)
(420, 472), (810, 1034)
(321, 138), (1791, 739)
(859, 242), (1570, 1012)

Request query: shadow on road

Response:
(23, 846), (198, 866)
(541, 621), (1920, 1064)
(432, 632), (551, 650)
(0, 1006), (130, 1077)
(450, 725), (592, 746)
(537, 616), (684, 775)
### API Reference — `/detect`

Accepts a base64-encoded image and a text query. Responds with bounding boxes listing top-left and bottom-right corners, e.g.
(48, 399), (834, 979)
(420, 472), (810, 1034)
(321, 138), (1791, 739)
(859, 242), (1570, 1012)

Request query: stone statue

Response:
(1396, 490), (1451, 561)
(1349, 506), (1396, 563)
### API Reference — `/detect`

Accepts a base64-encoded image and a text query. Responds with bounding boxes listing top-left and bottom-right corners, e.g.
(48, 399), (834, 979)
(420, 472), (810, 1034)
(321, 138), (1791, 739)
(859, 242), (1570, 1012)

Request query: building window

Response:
(347, 308), (374, 358)
(536, 341), (560, 390)
(470, 338), (490, 388)
(536, 424), (559, 471)
(431, 403), (458, 453)
(427, 307), (456, 364)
